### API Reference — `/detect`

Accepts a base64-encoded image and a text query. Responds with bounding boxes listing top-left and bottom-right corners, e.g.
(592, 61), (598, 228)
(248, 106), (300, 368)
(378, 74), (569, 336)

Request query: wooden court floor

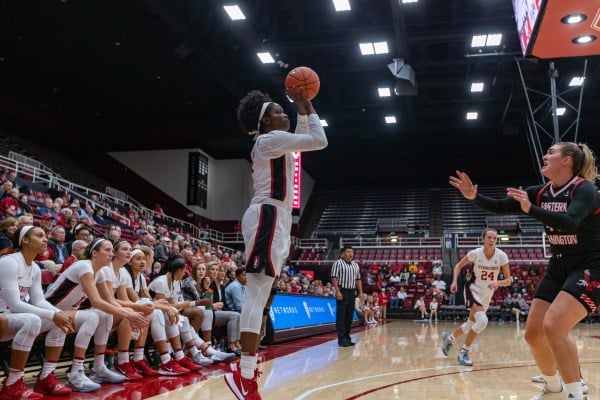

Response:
(150, 320), (600, 400)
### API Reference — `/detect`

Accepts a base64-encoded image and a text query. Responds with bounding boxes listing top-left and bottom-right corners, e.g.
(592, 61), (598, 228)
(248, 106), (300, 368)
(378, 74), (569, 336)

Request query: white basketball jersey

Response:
(467, 247), (509, 286)
(45, 260), (92, 310)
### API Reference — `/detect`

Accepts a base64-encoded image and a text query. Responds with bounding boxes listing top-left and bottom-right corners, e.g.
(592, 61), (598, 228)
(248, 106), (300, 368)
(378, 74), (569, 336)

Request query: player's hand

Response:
(507, 186), (531, 213)
(449, 170), (478, 200)
(166, 307), (179, 325)
(139, 301), (154, 315)
(450, 282), (458, 294)
(286, 88), (313, 116)
(128, 311), (149, 329)
(53, 311), (75, 333)
(488, 282), (499, 291)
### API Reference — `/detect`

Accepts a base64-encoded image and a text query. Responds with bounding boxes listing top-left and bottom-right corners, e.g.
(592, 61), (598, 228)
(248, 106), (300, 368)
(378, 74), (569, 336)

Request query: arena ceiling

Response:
(1, 0), (600, 188)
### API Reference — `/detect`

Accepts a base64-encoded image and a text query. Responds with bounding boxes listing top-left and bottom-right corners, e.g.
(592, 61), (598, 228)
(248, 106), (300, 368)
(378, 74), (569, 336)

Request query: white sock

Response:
(160, 352), (171, 364)
(117, 350), (129, 365)
(173, 349), (185, 361)
(186, 345), (199, 356)
(93, 354), (105, 371)
(542, 373), (562, 392)
(133, 347), (144, 362)
(40, 361), (57, 379)
(240, 353), (258, 380)
(6, 368), (23, 386)
(205, 346), (217, 356)
(70, 358), (85, 374)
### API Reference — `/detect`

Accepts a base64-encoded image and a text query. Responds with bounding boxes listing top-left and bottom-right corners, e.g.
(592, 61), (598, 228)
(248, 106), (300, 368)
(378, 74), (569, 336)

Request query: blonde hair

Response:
(137, 245), (154, 258)
(559, 142), (598, 182)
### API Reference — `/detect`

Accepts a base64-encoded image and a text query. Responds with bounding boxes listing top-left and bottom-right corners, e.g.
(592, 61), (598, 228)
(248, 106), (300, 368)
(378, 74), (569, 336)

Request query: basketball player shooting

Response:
(224, 87), (327, 400)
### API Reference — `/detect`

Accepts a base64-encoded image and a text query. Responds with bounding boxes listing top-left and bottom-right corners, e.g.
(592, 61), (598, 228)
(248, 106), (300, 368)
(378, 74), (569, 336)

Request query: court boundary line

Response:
(292, 359), (600, 400)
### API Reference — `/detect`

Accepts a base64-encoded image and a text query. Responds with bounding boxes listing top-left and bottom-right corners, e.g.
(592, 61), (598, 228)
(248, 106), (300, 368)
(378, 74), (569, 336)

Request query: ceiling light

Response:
(385, 116), (397, 124)
(256, 52), (275, 63)
(466, 112), (478, 120)
(320, 119), (329, 127)
(572, 35), (596, 44)
(378, 87), (391, 97)
(401, 0), (418, 3)
(359, 43), (375, 55)
(556, 107), (566, 116)
(568, 76), (585, 87)
(471, 33), (502, 48)
(224, 5), (246, 20)
(486, 33), (503, 46)
(332, 0), (351, 11)
(471, 35), (487, 48)
(561, 14), (587, 24)
(470, 82), (484, 92)
(373, 42), (389, 54)
(359, 42), (389, 55)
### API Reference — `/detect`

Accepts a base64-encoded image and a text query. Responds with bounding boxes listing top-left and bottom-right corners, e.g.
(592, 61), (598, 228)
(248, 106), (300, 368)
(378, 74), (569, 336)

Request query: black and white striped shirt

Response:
(331, 259), (360, 289)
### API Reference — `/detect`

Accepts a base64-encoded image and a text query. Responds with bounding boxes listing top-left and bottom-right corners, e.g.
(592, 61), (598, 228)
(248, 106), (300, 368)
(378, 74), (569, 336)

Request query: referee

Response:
(331, 245), (365, 347)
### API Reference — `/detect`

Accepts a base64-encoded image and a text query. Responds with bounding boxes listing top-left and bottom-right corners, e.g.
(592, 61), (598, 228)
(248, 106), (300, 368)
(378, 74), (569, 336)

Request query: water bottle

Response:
(205, 289), (213, 310)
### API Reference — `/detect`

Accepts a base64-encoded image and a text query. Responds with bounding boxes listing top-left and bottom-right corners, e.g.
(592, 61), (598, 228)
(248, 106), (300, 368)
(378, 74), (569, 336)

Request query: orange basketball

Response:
(285, 66), (320, 100)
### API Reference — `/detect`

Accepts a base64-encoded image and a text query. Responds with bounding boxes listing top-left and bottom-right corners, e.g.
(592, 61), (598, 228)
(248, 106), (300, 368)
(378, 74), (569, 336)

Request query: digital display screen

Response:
(292, 151), (301, 209)
(270, 293), (358, 330)
(512, 0), (545, 55)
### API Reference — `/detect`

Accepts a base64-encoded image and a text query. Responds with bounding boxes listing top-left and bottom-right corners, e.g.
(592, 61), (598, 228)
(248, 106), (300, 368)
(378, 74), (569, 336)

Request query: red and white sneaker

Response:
(224, 368), (262, 400)
(158, 358), (189, 376)
(34, 371), (72, 396)
(176, 356), (203, 373)
(133, 359), (159, 376)
(0, 378), (43, 400)
(114, 361), (143, 380)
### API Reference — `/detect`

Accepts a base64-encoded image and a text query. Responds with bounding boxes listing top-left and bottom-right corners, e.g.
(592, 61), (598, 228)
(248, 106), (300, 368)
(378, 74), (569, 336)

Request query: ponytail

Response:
(559, 142), (598, 182)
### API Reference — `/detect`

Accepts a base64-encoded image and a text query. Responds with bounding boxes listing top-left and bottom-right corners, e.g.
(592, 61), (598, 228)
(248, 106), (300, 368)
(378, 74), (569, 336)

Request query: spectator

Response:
(36, 196), (57, 219)
(93, 208), (109, 226)
(378, 287), (389, 320)
(0, 188), (19, 218)
(57, 239), (87, 274)
(56, 208), (73, 227)
(154, 236), (172, 263)
(143, 234), (156, 249)
(354, 295), (366, 325)
(391, 286), (407, 309)
(429, 297), (439, 322)
(431, 275), (447, 292)
(16, 193), (32, 217)
(47, 226), (69, 264)
(225, 267), (247, 312)
(39, 214), (55, 235)
(106, 225), (122, 242)
(389, 271), (401, 285)
(0, 216), (18, 256)
(0, 180), (13, 199)
(16, 214), (34, 228)
(181, 248), (195, 277)
(415, 296), (427, 320)
(71, 224), (92, 247)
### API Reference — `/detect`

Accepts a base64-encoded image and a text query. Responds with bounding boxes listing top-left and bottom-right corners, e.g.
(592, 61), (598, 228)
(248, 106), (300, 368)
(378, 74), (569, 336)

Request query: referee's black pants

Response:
(336, 288), (356, 343)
